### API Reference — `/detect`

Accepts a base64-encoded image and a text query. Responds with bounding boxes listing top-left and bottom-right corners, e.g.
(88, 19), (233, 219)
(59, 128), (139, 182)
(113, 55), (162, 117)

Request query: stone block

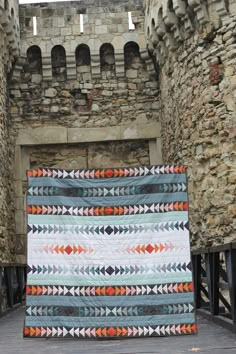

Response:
(126, 69), (138, 79)
(16, 127), (68, 145)
(15, 210), (25, 234)
(120, 123), (161, 140)
(68, 127), (120, 143)
(45, 88), (57, 98)
(31, 74), (42, 84)
(95, 25), (108, 34)
(14, 180), (23, 198)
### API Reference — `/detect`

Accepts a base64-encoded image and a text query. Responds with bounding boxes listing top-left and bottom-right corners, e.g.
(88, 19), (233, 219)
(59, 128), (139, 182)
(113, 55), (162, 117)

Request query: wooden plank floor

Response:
(0, 307), (235, 354)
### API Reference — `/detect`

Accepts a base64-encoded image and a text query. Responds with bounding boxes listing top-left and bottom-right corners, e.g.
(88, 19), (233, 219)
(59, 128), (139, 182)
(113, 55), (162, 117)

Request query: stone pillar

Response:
(91, 52), (101, 79)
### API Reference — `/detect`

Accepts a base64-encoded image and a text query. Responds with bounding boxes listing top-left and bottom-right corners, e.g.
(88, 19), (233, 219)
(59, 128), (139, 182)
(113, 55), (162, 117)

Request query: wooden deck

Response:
(0, 307), (235, 353)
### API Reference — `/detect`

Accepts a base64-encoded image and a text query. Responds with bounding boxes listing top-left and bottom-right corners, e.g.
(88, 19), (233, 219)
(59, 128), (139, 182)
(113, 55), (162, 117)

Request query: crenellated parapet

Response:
(0, 0), (20, 71)
(12, 1), (156, 82)
(144, 0), (232, 61)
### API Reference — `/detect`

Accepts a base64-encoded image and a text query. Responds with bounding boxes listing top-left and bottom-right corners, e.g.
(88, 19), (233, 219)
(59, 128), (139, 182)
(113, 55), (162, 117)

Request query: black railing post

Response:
(226, 244), (236, 330)
(0, 266), (2, 316)
(205, 252), (214, 314)
(16, 266), (24, 304)
(5, 267), (14, 309)
(192, 254), (201, 308)
(212, 252), (220, 315)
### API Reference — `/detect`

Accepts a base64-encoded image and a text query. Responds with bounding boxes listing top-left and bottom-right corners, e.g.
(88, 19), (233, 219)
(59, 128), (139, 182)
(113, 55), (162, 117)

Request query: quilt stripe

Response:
(24, 165), (197, 339)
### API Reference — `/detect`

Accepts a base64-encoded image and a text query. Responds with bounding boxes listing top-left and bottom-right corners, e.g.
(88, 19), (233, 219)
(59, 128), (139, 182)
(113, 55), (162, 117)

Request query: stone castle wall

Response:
(0, 0), (19, 263)
(3, 0), (235, 262)
(11, 0), (158, 131)
(9, 0), (162, 263)
(144, 0), (236, 248)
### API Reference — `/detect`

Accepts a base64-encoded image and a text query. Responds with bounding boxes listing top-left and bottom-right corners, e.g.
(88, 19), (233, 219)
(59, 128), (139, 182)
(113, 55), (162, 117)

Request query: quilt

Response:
(24, 165), (197, 338)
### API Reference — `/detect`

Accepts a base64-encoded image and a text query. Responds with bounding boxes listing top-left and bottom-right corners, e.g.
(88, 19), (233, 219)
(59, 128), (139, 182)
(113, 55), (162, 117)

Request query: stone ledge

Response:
(16, 123), (161, 145)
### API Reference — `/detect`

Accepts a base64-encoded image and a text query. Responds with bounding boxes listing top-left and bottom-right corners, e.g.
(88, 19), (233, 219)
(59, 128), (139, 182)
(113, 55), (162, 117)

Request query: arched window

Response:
(75, 44), (91, 66)
(25, 45), (42, 73)
(51, 45), (67, 81)
(4, 0), (9, 10)
(167, 0), (174, 12)
(151, 18), (159, 46)
(124, 42), (141, 71)
(157, 7), (166, 38)
(100, 43), (115, 78)
(75, 44), (91, 81)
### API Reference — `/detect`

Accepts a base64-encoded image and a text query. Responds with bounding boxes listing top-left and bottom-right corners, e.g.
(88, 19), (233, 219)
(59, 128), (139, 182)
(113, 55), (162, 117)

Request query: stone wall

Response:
(0, 0), (19, 263)
(10, 1), (158, 130)
(9, 0), (161, 263)
(28, 140), (150, 170)
(144, 0), (236, 248)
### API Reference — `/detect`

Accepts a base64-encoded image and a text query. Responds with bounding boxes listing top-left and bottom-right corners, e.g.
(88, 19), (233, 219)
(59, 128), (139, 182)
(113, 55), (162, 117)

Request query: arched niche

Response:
(124, 41), (142, 72)
(4, 0), (9, 10)
(75, 44), (91, 66)
(75, 44), (91, 81)
(51, 45), (67, 81)
(100, 43), (115, 78)
(24, 45), (42, 74)
(167, 0), (174, 12)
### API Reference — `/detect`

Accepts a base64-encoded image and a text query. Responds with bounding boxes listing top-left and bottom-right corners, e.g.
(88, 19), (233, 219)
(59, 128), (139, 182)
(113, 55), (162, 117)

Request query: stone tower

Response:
(9, 0), (161, 263)
(0, 0), (19, 263)
(144, 0), (236, 247)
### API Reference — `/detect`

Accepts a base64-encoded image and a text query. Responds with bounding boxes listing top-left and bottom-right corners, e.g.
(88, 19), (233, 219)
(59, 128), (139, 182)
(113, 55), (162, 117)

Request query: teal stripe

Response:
(28, 211), (188, 226)
(28, 193), (188, 207)
(29, 174), (187, 188)
(25, 313), (195, 327)
(26, 293), (194, 307)
(27, 273), (193, 286)
(27, 192), (187, 207)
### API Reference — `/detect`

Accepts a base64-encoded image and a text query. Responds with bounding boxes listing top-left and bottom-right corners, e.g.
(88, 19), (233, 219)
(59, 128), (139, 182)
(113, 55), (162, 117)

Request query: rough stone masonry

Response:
(0, 0), (235, 263)
(145, 0), (236, 248)
(0, 0), (19, 263)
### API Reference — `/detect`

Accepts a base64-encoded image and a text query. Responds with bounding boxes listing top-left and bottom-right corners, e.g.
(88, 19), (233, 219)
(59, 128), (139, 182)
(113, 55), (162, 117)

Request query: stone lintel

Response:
(16, 127), (68, 145)
(16, 123), (161, 145)
(68, 126), (120, 143)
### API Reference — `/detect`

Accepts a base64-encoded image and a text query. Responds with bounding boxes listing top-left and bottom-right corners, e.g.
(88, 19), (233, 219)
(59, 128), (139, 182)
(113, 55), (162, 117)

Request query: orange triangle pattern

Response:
(27, 165), (188, 179)
(24, 323), (197, 338)
(25, 283), (194, 296)
(27, 202), (188, 215)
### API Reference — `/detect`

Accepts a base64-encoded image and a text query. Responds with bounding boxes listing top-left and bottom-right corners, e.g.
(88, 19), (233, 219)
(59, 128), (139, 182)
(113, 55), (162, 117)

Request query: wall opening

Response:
(24, 45), (42, 74)
(32, 16), (37, 36)
(4, 0), (9, 10)
(167, 0), (174, 12)
(128, 12), (135, 31)
(80, 14), (84, 33)
(75, 44), (91, 81)
(100, 43), (115, 79)
(51, 45), (67, 81)
(124, 42), (142, 73)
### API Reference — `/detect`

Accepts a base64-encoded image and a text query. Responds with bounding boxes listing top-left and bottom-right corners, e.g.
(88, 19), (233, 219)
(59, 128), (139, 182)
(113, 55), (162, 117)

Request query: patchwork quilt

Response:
(24, 165), (197, 338)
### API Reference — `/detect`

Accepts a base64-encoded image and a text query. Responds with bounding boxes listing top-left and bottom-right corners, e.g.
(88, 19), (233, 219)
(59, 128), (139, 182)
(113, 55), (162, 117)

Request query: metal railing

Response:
(0, 264), (26, 317)
(0, 244), (236, 334)
(192, 242), (236, 333)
